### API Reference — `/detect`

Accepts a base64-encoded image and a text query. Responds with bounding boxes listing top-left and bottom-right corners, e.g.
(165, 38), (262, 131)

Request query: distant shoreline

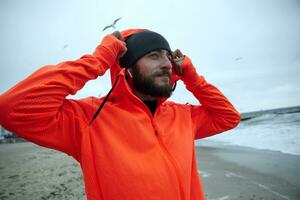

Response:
(241, 105), (300, 120)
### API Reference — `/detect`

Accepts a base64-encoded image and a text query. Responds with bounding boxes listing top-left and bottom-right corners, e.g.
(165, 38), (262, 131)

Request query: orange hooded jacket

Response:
(0, 29), (240, 200)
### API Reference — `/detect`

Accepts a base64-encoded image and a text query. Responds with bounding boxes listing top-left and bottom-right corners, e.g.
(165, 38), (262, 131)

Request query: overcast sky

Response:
(1, 0), (299, 113)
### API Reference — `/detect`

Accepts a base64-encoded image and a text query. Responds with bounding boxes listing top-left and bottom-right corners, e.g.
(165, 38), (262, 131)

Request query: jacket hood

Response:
(109, 28), (146, 85)
(89, 28), (179, 125)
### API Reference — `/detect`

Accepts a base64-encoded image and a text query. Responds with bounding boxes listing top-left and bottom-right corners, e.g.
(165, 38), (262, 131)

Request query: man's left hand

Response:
(171, 49), (185, 76)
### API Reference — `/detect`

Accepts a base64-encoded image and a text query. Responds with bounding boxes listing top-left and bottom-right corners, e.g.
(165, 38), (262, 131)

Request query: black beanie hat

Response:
(120, 31), (171, 68)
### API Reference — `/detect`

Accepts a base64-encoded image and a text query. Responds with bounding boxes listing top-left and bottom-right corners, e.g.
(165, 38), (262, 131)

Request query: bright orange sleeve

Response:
(0, 37), (121, 160)
(181, 57), (241, 139)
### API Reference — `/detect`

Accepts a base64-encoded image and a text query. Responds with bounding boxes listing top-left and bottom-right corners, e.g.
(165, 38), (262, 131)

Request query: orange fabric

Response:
(0, 29), (240, 200)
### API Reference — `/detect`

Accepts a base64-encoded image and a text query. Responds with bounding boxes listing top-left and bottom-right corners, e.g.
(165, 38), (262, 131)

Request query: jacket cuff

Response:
(92, 35), (126, 70)
(180, 56), (207, 91)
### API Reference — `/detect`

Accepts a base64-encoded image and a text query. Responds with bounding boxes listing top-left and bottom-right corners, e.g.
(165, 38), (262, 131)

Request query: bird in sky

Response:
(235, 57), (243, 61)
(102, 17), (122, 31)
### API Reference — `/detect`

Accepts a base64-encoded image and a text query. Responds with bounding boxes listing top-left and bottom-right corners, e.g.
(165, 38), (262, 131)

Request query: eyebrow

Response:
(149, 49), (171, 56)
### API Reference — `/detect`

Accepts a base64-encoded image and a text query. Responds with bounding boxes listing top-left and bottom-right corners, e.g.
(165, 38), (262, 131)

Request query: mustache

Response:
(153, 69), (171, 77)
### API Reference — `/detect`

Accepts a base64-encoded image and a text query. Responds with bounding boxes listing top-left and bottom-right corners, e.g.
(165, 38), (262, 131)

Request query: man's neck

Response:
(132, 89), (156, 101)
(143, 100), (157, 115)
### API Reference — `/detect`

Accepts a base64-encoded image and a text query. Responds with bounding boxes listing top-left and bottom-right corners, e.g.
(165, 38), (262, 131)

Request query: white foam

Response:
(257, 183), (290, 200)
(224, 171), (245, 179)
(197, 170), (211, 178)
(199, 112), (300, 155)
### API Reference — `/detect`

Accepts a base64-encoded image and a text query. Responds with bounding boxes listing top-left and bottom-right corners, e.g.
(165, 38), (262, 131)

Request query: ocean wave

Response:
(203, 112), (300, 155)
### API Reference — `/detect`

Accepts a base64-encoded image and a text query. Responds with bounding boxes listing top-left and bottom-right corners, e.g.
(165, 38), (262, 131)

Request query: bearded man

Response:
(0, 29), (240, 200)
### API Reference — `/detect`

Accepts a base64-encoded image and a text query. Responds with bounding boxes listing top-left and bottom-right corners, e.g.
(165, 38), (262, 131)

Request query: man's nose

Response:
(159, 55), (172, 70)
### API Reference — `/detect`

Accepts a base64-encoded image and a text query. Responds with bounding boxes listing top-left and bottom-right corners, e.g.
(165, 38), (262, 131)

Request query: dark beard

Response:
(131, 66), (172, 98)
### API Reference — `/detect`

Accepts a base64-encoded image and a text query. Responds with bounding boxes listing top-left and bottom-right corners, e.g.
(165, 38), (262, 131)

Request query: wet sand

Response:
(0, 141), (299, 200)
(0, 142), (85, 200)
(196, 141), (300, 200)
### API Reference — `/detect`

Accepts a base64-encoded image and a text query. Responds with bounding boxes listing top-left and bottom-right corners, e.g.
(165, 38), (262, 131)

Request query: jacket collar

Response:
(110, 69), (167, 109)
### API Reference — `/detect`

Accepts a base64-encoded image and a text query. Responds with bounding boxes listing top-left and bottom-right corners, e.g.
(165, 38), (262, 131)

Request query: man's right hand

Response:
(111, 31), (127, 58)
(99, 31), (127, 63)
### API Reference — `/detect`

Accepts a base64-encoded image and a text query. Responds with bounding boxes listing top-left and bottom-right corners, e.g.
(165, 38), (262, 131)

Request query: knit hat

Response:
(120, 31), (171, 68)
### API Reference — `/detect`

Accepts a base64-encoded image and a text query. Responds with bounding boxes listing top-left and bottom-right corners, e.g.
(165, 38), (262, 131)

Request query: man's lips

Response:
(155, 74), (171, 82)
(154, 71), (171, 79)
(156, 74), (170, 77)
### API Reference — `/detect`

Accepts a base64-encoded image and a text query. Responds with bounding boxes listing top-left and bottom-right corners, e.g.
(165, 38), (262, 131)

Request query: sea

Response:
(1, 106), (300, 156)
(198, 106), (300, 156)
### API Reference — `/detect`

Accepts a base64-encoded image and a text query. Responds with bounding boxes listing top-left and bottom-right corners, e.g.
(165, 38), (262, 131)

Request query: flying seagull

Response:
(235, 57), (243, 61)
(102, 17), (122, 31)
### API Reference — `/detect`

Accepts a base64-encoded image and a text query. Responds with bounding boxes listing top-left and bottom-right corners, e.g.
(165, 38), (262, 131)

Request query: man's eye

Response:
(149, 53), (159, 59)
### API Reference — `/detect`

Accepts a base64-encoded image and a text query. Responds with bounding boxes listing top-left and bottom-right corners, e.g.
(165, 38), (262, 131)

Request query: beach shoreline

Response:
(0, 141), (299, 200)
(196, 140), (300, 200)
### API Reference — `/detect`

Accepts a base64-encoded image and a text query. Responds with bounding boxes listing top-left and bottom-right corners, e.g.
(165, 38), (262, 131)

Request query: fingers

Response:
(172, 49), (184, 64)
(111, 31), (127, 58)
(111, 31), (126, 46)
(172, 49), (184, 76)
(173, 49), (184, 59)
(112, 31), (124, 41)
(112, 31), (126, 46)
(118, 46), (127, 58)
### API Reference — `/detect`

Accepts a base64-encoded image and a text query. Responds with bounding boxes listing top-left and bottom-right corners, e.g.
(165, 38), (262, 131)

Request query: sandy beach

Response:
(0, 142), (85, 200)
(196, 141), (300, 200)
(0, 141), (299, 200)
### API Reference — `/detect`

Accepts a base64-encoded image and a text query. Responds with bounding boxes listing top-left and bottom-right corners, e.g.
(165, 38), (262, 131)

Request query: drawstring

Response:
(172, 81), (177, 91)
(89, 77), (176, 125)
(89, 75), (120, 125)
